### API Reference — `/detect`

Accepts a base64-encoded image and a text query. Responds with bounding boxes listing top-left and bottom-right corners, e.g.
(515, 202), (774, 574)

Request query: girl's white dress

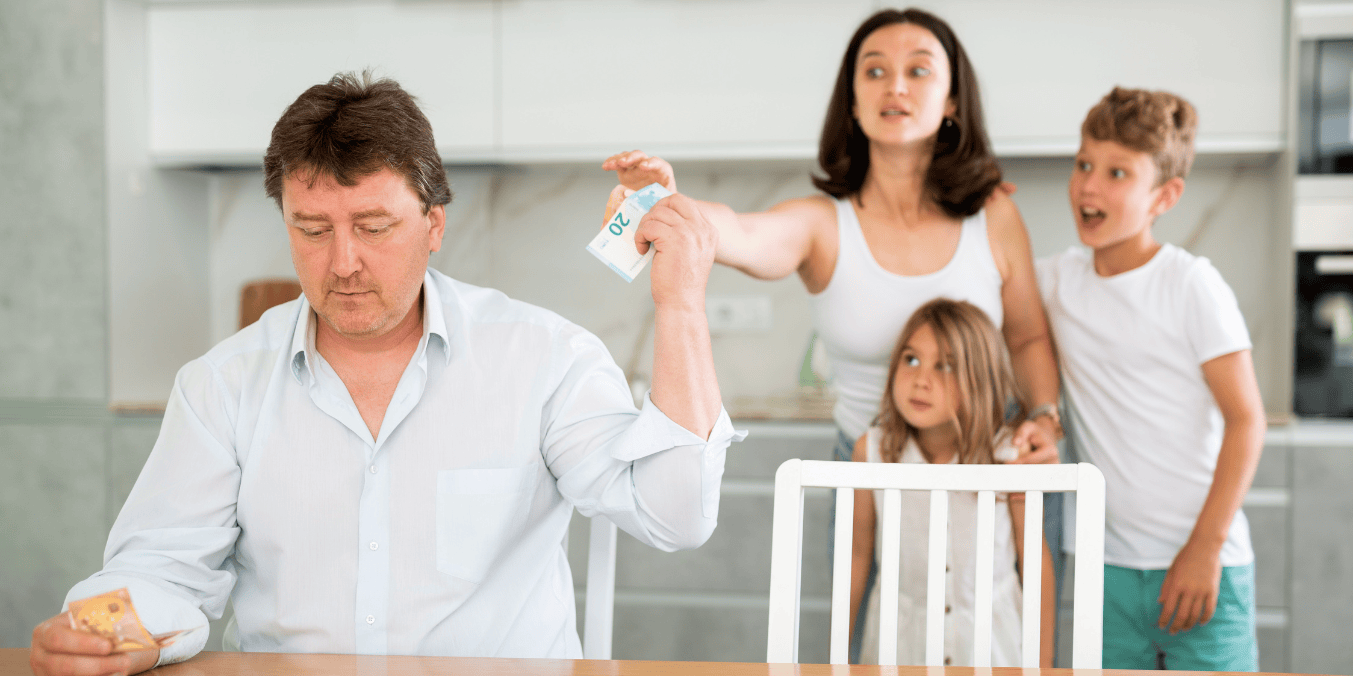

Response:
(858, 425), (1025, 666)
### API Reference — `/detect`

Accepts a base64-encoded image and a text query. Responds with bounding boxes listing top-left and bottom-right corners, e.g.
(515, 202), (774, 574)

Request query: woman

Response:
(606, 8), (1065, 663)
(605, 8), (1062, 455)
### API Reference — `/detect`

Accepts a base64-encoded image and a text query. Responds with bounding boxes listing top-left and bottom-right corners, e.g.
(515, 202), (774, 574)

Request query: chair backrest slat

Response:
(829, 487), (855, 664)
(583, 517), (617, 659)
(766, 460), (806, 663)
(972, 490), (997, 667)
(1021, 491), (1044, 668)
(1072, 465), (1106, 669)
(876, 488), (904, 665)
(924, 490), (948, 666)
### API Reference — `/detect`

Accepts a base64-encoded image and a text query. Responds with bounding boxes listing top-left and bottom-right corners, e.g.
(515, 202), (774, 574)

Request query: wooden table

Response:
(0, 649), (1285, 675)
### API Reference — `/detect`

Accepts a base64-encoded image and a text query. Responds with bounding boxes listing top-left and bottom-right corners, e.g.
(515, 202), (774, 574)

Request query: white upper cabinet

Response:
(147, 1), (496, 165)
(140, 0), (1284, 164)
(497, 0), (877, 160)
(930, 0), (1284, 154)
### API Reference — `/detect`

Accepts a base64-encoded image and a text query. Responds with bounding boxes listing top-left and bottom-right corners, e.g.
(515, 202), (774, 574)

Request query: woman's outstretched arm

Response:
(604, 150), (834, 282)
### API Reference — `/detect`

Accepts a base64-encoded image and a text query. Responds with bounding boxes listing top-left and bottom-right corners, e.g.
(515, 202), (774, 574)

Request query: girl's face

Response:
(891, 323), (960, 432)
(853, 23), (955, 149)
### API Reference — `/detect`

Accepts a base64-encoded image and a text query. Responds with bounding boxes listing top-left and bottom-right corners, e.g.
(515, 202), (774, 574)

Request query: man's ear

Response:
(427, 204), (446, 253)
(1150, 177), (1185, 219)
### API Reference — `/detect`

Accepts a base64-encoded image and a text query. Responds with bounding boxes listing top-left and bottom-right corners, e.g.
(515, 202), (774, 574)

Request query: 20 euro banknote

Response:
(586, 183), (672, 282)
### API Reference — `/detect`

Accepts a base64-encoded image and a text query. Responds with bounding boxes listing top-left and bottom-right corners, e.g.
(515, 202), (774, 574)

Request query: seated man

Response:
(30, 72), (741, 676)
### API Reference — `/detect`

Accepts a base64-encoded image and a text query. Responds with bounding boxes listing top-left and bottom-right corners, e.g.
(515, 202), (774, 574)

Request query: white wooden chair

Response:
(766, 459), (1105, 668)
(582, 516), (618, 659)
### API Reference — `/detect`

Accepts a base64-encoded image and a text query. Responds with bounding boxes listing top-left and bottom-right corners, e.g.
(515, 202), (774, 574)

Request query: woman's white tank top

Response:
(809, 198), (1004, 439)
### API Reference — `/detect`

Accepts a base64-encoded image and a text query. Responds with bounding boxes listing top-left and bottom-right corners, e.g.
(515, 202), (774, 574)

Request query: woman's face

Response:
(852, 23), (955, 149)
(891, 323), (960, 432)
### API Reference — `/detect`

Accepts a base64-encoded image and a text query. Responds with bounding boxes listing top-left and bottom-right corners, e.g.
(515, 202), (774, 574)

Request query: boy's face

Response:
(1068, 136), (1181, 253)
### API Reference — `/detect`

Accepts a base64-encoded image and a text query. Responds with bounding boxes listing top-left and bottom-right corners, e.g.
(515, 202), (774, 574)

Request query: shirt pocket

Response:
(435, 465), (538, 584)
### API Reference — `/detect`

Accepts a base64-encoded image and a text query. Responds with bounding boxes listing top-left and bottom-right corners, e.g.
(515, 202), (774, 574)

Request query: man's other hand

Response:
(635, 193), (718, 311)
(30, 613), (159, 676)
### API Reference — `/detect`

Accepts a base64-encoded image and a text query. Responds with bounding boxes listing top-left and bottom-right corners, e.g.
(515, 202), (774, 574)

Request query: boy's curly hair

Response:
(1082, 86), (1197, 185)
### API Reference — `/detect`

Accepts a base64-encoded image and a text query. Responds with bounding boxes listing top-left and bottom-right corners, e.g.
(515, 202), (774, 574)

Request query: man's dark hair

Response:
(263, 71), (452, 213)
(812, 8), (1001, 218)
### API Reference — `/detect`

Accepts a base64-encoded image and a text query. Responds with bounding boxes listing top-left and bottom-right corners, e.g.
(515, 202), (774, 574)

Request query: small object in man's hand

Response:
(587, 183), (672, 282)
(66, 588), (166, 652)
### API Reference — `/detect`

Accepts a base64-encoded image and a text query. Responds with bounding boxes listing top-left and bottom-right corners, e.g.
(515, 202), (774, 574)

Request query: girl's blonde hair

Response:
(876, 298), (1025, 464)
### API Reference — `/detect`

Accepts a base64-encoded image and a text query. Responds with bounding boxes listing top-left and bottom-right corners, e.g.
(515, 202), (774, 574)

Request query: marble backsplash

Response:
(205, 155), (1284, 409)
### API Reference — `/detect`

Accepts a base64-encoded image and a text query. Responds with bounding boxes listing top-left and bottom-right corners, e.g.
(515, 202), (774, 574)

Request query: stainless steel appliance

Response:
(1299, 39), (1353, 173)
(1295, 252), (1353, 416)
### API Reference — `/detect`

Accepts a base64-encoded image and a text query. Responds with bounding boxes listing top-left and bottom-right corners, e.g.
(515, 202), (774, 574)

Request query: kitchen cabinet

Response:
(497, 0), (875, 160)
(146, 1), (496, 165)
(1290, 444), (1353, 675)
(934, 0), (1284, 155)
(138, 0), (1283, 166)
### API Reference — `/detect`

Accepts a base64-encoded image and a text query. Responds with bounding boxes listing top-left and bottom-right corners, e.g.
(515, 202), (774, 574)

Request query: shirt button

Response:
(369, 542), (379, 551)
(945, 605), (952, 614)
(369, 465), (378, 474)
(366, 615), (375, 625)
(945, 657), (952, 666)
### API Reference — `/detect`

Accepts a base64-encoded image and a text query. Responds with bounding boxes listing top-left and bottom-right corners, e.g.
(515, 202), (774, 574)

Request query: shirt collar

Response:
(421, 270), (451, 365)
(289, 269), (452, 384)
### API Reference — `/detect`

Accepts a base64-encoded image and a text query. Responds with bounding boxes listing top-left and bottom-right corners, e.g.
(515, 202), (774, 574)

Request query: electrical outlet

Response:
(705, 295), (772, 334)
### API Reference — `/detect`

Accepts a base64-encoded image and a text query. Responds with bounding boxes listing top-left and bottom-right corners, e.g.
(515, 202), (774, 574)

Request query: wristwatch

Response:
(1028, 402), (1064, 440)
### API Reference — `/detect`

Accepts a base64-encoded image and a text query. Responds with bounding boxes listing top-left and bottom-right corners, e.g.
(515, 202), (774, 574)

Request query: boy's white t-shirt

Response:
(1037, 244), (1254, 570)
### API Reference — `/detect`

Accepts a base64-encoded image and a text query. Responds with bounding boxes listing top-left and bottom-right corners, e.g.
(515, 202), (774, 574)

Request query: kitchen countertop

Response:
(1264, 416), (1353, 447)
(728, 393), (1353, 449)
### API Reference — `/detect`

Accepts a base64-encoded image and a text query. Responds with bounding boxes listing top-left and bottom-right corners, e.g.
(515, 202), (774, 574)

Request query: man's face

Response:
(283, 167), (445, 340)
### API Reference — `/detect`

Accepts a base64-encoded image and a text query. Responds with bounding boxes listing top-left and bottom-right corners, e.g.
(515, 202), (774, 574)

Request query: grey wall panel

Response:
(0, 0), (107, 399)
(0, 424), (107, 648)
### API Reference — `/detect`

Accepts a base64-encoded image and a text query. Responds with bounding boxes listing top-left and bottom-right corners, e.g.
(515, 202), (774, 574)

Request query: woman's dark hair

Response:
(812, 8), (1000, 218)
(264, 71), (452, 214)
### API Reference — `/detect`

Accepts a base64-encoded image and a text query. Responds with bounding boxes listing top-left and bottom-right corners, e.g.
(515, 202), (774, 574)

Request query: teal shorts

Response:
(1102, 563), (1258, 671)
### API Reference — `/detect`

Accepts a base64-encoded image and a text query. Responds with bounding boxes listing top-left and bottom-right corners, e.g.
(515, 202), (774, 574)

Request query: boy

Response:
(1037, 87), (1266, 670)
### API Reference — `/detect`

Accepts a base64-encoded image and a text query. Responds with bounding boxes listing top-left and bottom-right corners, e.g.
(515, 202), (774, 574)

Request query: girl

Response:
(848, 298), (1055, 666)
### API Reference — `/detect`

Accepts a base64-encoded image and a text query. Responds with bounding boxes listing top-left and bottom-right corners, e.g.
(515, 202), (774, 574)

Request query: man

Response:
(31, 72), (741, 675)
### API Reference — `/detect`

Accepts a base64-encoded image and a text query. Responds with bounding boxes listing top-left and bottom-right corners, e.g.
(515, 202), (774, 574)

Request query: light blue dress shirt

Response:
(65, 269), (743, 664)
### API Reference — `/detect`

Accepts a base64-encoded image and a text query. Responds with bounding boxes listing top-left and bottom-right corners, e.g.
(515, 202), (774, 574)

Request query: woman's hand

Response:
(1005, 419), (1060, 465)
(603, 150), (677, 193)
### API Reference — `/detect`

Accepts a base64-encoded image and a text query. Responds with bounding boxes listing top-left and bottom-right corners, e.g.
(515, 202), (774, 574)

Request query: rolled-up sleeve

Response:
(542, 328), (745, 552)
(64, 358), (241, 666)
